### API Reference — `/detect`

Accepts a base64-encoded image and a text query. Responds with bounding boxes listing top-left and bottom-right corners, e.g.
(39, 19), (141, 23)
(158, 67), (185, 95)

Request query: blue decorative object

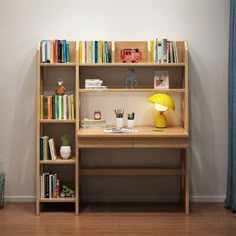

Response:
(125, 68), (137, 88)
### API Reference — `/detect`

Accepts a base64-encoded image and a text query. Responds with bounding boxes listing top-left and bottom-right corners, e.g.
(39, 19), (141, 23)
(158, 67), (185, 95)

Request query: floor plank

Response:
(0, 202), (235, 236)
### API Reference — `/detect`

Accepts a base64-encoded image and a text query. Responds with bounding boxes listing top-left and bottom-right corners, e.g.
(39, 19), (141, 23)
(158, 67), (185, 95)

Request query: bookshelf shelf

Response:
(40, 156), (76, 164)
(79, 62), (185, 67)
(40, 197), (76, 202)
(40, 119), (76, 123)
(40, 63), (76, 67)
(79, 88), (185, 93)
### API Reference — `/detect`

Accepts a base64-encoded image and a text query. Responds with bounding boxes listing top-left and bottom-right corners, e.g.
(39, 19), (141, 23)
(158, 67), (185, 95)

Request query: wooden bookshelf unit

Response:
(36, 40), (189, 215)
(36, 40), (79, 215)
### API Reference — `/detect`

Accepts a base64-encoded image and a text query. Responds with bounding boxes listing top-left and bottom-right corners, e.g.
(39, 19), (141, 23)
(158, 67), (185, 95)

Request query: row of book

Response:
(79, 41), (110, 64)
(41, 39), (70, 63)
(40, 94), (75, 120)
(40, 136), (57, 161)
(40, 39), (179, 64)
(150, 39), (179, 63)
(40, 172), (60, 198)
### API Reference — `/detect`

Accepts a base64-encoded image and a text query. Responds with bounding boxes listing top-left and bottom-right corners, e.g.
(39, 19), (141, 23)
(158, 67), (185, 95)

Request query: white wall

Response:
(0, 0), (229, 202)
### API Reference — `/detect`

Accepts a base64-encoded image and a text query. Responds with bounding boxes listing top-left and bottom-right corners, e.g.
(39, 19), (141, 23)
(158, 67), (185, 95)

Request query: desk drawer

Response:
(78, 137), (189, 148)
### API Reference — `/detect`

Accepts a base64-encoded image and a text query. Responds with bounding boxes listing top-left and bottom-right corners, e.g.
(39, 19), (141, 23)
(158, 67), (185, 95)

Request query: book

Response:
(47, 96), (52, 119)
(149, 40), (154, 63)
(48, 138), (57, 160)
(41, 136), (49, 160)
(70, 95), (74, 119)
(41, 40), (47, 63)
(40, 95), (44, 119)
(46, 40), (51, 63)
(162, 39), (168, 63)
(104, 41), (110, 63)
(81, 118), (106, 128)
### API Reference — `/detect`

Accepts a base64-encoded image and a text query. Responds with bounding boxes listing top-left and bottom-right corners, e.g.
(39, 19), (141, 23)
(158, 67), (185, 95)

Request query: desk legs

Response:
(185, 147), (190, 215)
(181, 148), (189, 215)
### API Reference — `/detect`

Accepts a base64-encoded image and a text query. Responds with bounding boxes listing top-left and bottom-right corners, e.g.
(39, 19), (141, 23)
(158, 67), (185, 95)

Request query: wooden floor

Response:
(0, 202), (235, 236)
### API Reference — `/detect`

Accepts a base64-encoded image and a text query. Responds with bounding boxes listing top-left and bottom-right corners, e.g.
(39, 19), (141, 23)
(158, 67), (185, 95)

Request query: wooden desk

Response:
(77, 126), (189, 215)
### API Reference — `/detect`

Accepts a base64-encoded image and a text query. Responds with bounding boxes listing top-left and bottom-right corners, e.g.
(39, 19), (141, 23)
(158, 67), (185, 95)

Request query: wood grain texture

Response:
(0, 203), (235, 236)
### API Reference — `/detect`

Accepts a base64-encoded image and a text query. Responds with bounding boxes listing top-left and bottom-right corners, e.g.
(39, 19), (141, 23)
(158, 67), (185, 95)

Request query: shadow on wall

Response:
(8, 48), (37, 198)
(188, 47), (217, 198)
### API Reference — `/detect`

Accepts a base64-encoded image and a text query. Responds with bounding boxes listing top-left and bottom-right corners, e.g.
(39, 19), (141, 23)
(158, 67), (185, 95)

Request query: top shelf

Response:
(79, 63), (185, 67)
(40, 62), (76, 67)
(39, 62), (185, 67)
(38, 40), (188, 65)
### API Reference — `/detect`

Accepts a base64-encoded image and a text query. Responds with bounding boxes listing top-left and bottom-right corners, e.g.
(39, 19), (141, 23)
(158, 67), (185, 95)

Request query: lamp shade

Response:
(148, 93), (175, 111)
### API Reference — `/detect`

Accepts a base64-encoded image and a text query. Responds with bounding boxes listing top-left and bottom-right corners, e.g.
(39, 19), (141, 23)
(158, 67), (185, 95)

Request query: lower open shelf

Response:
(80, 202), (185, 213)
(40, 197), (76, 202)
(39, 201), (77, 213)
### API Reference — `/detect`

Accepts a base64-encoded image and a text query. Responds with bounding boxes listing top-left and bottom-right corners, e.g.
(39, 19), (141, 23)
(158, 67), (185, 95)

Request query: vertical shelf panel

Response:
(36, 40), (78, 215)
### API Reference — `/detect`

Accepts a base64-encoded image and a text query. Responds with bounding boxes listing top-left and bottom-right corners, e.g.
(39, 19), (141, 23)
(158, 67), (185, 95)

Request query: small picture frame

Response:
(154, 71), (169, 89)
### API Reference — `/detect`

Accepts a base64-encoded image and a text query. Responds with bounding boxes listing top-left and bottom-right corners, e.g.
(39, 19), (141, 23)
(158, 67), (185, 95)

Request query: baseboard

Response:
(5, 196), (35, 202)
(4, 195), (226, 203)
(190, 196), (226, 202)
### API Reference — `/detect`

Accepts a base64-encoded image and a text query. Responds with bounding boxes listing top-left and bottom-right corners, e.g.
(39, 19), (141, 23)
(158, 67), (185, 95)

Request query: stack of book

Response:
(149, 38), (179, 63)
(40, 137), (57, 160)
(79, 41), (110, 63)
(40, 172), (60, 198)
(40, 94), (75, 120)
(41, 39), (70, 63)
(85, 79), (107, 89)
(81, 119), (106, 128)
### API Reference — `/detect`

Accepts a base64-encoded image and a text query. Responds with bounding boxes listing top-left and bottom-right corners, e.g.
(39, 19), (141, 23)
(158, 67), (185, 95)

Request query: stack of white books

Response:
(81, 118), (106, 128)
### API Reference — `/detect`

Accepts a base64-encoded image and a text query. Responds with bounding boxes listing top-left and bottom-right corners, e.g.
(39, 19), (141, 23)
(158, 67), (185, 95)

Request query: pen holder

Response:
(116, 118), (124, 128)
(127, 119), (135, 129)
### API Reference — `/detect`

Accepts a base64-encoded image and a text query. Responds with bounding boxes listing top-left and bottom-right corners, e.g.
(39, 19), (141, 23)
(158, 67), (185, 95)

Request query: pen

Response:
(115, 108), (124, 118)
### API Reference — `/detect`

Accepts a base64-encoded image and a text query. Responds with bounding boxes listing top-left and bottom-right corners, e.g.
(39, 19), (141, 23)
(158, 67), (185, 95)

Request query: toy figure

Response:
(125, 68), (137, 88)
(60, 185), (75, 198)
(55, 78), (66, 95)
(120, 48), (142, 63)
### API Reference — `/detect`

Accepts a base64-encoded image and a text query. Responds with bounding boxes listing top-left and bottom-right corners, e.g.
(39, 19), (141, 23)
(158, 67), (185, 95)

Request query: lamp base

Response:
(155, 112), (167, 128)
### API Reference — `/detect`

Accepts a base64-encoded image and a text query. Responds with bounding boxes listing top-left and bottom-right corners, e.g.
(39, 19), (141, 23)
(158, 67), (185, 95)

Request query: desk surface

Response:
(77, 126), (189, 148)
(77, 126), (188, 138)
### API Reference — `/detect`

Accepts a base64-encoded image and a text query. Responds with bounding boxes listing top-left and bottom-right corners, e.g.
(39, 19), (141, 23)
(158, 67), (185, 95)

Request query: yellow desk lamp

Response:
(148, 93), (175, 128)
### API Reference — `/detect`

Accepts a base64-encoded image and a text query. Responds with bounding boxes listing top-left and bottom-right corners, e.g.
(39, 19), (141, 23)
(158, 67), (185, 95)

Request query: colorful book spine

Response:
(40, 95), (44, 119)
(97, 40), (102, 63)
(149, 40), (154, 63)
(70, 95), (74, 119)
(162, 39), (167, 63)
(66, 43), (70, 62)
(79, 41), (83, 63)
(41, 40), (47, 63)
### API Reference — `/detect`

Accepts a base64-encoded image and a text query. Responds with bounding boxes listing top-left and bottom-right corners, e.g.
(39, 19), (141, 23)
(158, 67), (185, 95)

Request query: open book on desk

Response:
(104, 128), (138, 133)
